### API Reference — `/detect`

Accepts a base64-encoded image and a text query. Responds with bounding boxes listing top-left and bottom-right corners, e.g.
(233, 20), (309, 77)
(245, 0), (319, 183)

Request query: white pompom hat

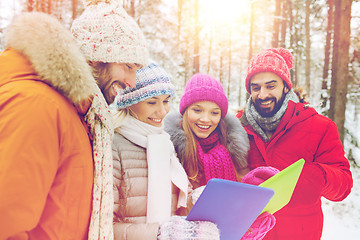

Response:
(71, 0), (149, 67)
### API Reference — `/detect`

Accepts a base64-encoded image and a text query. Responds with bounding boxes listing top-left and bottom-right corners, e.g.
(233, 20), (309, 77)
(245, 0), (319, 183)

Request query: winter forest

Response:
(0, 0), (359, 239)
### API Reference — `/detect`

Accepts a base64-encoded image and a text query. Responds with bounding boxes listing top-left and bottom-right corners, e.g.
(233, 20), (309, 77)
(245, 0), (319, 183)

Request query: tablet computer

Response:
(186, 178), (274, 240)
(259, 158), (305, 214)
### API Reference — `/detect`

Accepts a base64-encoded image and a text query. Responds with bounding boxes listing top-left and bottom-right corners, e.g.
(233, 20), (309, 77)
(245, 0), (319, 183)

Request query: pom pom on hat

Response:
(245, 48), (293, 93)
(71, 0), (149, 67)
(113, 62), (175, 109)
(179, 74), (228, 118)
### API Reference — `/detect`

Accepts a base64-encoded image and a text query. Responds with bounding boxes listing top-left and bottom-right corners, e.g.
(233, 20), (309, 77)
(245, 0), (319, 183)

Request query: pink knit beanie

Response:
(245, 48), (293, 93)
(71, 0), (149, 67)
(179, 74), (228, 118)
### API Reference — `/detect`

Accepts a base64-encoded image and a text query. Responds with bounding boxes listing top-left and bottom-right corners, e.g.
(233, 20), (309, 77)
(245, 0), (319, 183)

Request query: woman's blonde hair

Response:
(181, 109), (228, 182)
(112, 107), (139, 131)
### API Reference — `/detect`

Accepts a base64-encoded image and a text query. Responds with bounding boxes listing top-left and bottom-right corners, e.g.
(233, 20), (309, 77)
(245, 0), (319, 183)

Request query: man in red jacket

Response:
(236, 48), (353, 240)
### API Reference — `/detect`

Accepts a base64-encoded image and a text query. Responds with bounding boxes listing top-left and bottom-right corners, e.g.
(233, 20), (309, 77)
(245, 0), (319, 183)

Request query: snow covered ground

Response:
(321, 165), (360, 239)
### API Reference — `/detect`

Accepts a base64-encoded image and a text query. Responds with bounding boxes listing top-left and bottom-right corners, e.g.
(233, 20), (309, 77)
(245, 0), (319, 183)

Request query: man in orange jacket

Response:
(0, 4), (148, 239)
(0, 12), (96, 239)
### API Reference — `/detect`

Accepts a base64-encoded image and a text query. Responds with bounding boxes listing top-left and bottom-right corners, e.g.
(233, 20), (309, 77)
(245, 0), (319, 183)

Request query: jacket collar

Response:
(2, 12), (99, 107)
(241, 100), (318, 138)
(164, 112), (249, 170)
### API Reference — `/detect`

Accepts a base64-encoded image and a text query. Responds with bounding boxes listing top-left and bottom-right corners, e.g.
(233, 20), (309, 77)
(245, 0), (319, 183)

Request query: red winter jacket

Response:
(236, 101), (353, 240)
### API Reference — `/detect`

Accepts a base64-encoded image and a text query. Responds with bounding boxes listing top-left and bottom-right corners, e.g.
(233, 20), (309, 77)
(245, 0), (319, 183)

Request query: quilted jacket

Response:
(112, 133), (186, 240)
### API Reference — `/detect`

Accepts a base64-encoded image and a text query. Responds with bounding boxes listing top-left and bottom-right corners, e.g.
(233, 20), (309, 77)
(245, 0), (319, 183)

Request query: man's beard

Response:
(254, 88), (287, 117)
(99, 81), (127, 105)
(100, 87), (113, 105)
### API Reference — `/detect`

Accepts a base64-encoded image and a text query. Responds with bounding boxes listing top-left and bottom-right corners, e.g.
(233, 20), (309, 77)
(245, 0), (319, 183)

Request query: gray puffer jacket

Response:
(112, 132), (183, 240)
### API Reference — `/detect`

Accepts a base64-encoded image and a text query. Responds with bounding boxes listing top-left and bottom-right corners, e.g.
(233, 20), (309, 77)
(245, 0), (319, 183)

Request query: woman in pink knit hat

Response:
(165, 73), (278, 240)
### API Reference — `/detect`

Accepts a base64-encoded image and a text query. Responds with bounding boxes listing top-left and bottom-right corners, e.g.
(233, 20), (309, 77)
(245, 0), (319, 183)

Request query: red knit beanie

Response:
(179, 74), (228, 118)
(245, 48), (293, 93)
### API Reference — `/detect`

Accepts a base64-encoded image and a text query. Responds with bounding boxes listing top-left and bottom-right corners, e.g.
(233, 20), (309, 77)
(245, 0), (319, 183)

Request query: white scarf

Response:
(115, 115), (189, 223)
(85, 93), (114, 240)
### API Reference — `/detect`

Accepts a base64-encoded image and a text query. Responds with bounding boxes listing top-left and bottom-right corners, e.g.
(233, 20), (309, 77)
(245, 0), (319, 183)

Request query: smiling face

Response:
(249, 72), (289, 117)
(186, 101), (221, 139)
(129, 95), (170, 127)
(97, 62), (141, 104)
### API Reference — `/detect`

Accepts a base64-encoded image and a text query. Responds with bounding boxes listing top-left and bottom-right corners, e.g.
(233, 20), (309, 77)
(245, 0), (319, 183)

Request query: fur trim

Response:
(164, 112), (249, 170)
(5, 12), (98, 104)
(224, 114), (249, 169)
(164, 112), (187, 164)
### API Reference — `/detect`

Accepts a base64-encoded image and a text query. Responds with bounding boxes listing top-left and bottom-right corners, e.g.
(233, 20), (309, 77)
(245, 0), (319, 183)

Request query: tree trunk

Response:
(272, 0), (281, 47)
(329, 0), (352, 143)
(246, 1), (256, 101)
(248, 1), (255, 62)
(227, 29), (232, 98)
(184, 46), (189, 87)
(207, 30), (212, 73)
(288, 0), (295, 85)
(48, 0), (52, 14)
(27, 0), (34, 12)
(305, 0), (311, 96)
(193, 0), (200, 74)
(177, 0), (182, 42)
(323, 0), (334, 81)
(130, 0), (135, 18)
(219, 54), (223, 85)
(292, 4), (301, 87)
(72, 0), (78, 20)
(321, 0), (334, 108)
(280, 1), (287, 48)
(36, 0), (40, 11)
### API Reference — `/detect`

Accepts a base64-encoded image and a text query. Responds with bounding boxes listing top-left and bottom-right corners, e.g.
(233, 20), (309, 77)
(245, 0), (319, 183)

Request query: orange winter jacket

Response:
(0, 49), (94, 238)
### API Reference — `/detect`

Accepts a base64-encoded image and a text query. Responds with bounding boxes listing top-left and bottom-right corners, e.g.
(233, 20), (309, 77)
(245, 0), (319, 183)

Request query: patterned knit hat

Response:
(179, 74), (228, 118)
(71, 0), (149, 67)
(113, 62), (175, 109)
(245, 48), (293, 93)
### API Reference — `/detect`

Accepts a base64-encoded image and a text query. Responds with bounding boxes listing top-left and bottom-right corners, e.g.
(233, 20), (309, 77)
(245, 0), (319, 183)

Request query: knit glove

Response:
(157, 216), (220, 240)
(240, 167), (278, 240)
(241, 166), (280, 185)
(240, 212), (276, 240)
